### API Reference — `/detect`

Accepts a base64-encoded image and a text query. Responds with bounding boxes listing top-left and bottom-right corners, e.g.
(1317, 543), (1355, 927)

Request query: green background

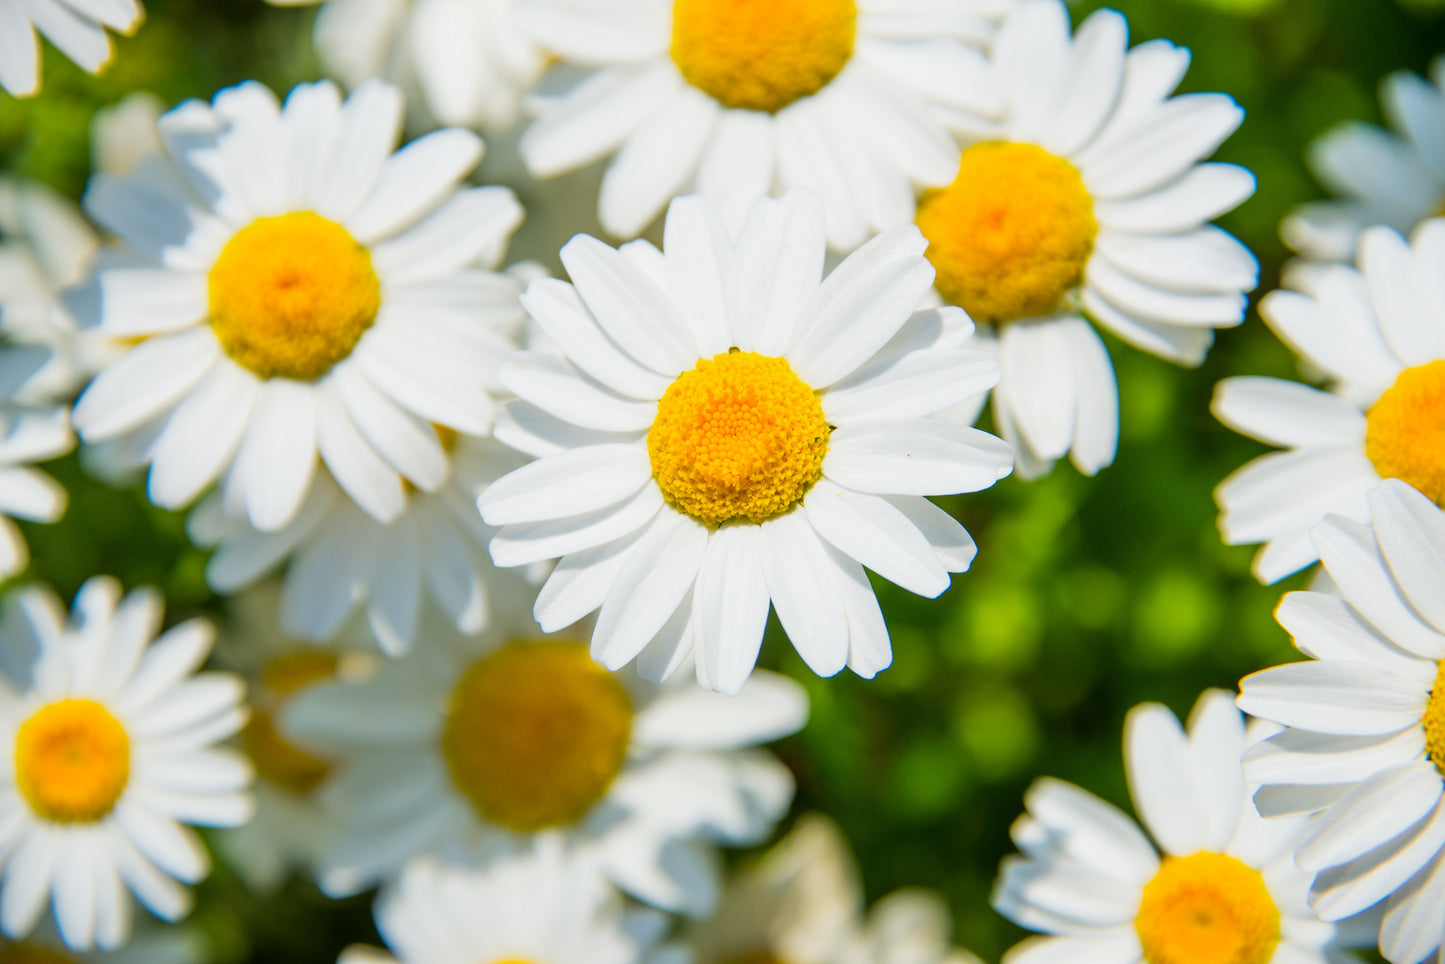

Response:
(2, 0), (1444, 959)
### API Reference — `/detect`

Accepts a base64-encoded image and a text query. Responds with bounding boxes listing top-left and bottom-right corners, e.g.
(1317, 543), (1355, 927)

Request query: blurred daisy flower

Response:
(280, 598), (807, 917)
(478, 190), (1011, 694)
(68, 79), (523, 534)
(994, 689), (1371, 964)
(1239, 479), (1445, 964)
(1213, 220), (1445, 583)
(917, 0), (1256, 478)
(514, 0), (1006, 244)
(0, 348), (72, 580)
(0, 0), (143, 99)
(0, 578), (252, 951)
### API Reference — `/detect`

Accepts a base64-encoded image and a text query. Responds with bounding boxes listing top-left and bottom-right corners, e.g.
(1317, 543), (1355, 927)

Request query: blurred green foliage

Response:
(1, 0), (1443, 960)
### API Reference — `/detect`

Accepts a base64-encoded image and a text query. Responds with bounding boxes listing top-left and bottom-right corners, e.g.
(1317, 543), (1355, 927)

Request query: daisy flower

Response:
(478, 190), (1011, 694)
(913, 0), (1257, 478)
(280, 602), (808, 916)
(513, 0), (1005, 245)
(1283, 57), (1445, 266)
(0, 0), (142, 99)
(994, 689), (1367, 964)
(263, 0), (546, 135)
(0, 348), (73, 580)
(0, 577), (252, 951)
(686, 813), (982, 964)
(338, 849), (666, 964)
(68, 78), (524, 534)
(1238, 479), (1445, 964)
(1213, 220), (1445, 583)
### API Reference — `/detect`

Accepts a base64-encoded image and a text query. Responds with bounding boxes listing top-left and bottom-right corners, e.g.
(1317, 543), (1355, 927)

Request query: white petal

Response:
(804, 480), (948, 597)
(345, 128), (484, 244)
(592, 509), (709, 671)
(695, 523), (771, 695)
(478, 443), (650, 526)
(823, 416), (1014, 496)
(233, 379), (318, 532)
(759, 510), (848, 678)
(72, 329), (220, 440)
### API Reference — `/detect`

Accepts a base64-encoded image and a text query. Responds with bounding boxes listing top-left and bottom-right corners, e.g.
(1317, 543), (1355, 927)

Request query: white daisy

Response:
(993, 689), (1367, 964)
(1283, 56), (1445, 266)
(1212, 219), (1445, 583)
(0, 577), (252, 951)
(513, 0), (1005, 245)
(913, 0), (1257, 479)
(280, 603), (808, 917)
(0, 0), (142, 99)
(0, 348), (73, 580)
(685, 813), (982, 964)
(478, 190), (1011, 694)
(338, 848), (666, 964)
(1238, 479), (1445, 964)
(68, 78), (525, 533)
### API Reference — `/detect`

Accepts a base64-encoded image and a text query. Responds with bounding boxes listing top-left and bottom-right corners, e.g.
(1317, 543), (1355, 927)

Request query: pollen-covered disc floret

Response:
(1365, 360), (1445, 505)
(649, 352), (829, 527)
(442, 640), (632, 832)
(1135, 853), (1280, 964)
(14, 700), (129, 824)
(208, 212), (381, 380)
(917, 143), (1097, 325)
(671, 0), (856, 112)
(1426, 662), (1445, 778)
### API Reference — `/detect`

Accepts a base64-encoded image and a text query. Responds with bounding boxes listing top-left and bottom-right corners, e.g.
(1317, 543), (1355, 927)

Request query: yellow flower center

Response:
(1365, 360), (1445, 505)
(1425, 661), (1445, 778)
(1135, 852), (1281, 964)
(670, 0), (856, 112)
(15, 699), (130, 823)
(441, 640), (632, 833)
(242, 651), (338, 796)
(916, 142), (1098, 325)
(649, 351), (829, 528)
(0, 945), (76, 964)
(208, 212), (381, 381)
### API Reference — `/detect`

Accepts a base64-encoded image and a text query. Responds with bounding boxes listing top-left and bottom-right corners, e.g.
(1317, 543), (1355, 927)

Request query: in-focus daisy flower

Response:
(1283, 56), (1445, 267)
(915, 0), (1257, 478)
(685, 813), (982, 964)
(0, 578), (252, 951)
(1213, 220), (1445, 583)
(0, 348), (73, 580)
(68, 79), (524, 534)
(994, 689), (1369, 964)
(514, 0), (1005, 245)
(281, 602), (808, 916)
(262, 0), (546, 135)
(0, 0), (142, 99)
(478, 191), (1011, 694)
(338, 849), (666, 964)
(1238, 479), (1445, 964)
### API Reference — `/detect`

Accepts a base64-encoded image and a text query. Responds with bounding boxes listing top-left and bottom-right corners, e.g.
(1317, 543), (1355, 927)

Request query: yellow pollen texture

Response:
(15, 699), (130, 823)
(0, 945), (77, 964)
(1424, 661), (1445, 778)
(915, 142), (1098, 325)
(671, 0), (856, 112)
(441, 640), (632, 833)
(1136, 852), (1280, 964)
(1366, 360), (1445, 505)
(208, 212), (381, 381)
(243, 651), (338, 796)
(649, 351), (829, 527)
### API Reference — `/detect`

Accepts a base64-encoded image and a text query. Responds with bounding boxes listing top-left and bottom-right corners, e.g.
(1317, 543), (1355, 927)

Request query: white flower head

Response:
(915, 0), (1257, 479)
(281, 601), (808, 917)
(338, 848), (666, 964)
(994, 689), (1369, 964)
(0, 0), (143, 99)
(1239, 479), (1445, 964)
(1214, 219), (1445, 583)
(69, 79), (525, 535)
(514, 0), (1006, 246)
(0, 348), (72, 581)
(0, 577), (252, 951)
(477, 190), (1012, 695)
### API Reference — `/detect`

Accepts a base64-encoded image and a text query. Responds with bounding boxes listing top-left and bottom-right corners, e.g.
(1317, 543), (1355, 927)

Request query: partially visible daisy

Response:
(1213, 220), (1445, 583)
(479, 190), (1011, 694)
(994, 689), (1369, 964)
(69, 79), (524, 533)
(1283, 57), (1445, 266)
(281, 602), (808, 916)
(0, 348), (73, 579)
(0, 916), (203, 964)
(0, 0), (142, 99)
(338, 848), (666, 964)
(915, 0), (1257, 478)
(514, 0), (1005, 245)
(0, 578), (252, 951)
(1238, 479), (1445, 964)
(686, 813), (982, 964)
